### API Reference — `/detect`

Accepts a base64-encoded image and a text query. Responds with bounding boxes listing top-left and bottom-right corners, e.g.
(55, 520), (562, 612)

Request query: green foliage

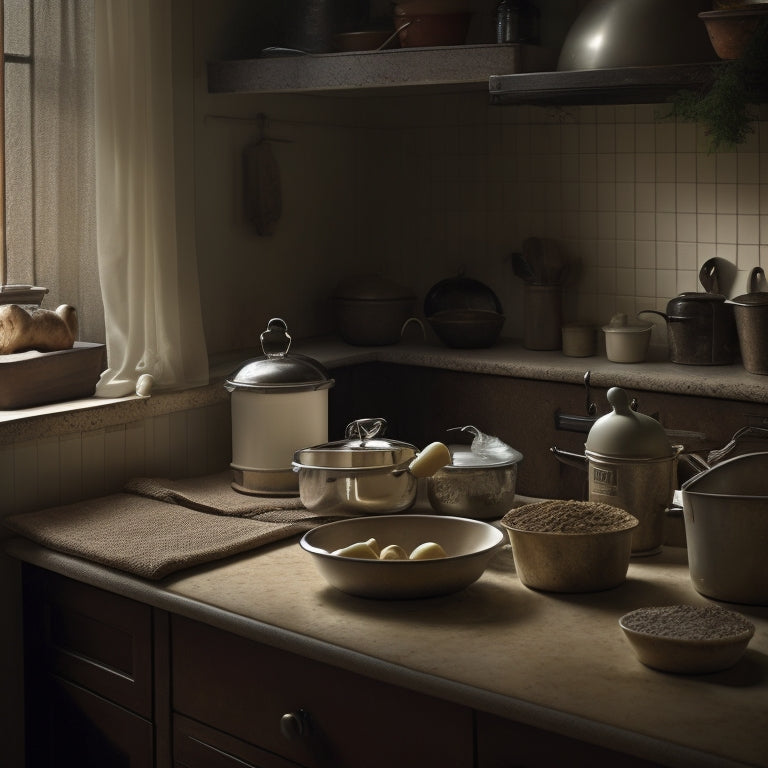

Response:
(670, 19), (768, 152)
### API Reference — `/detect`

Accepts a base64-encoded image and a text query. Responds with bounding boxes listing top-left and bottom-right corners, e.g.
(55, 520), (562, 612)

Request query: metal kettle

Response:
(639, 259), (737, 365)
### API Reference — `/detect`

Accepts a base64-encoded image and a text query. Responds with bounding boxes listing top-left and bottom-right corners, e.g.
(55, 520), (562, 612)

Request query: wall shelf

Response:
(206, 43), (557, 96)
(489, 62), (719, 105)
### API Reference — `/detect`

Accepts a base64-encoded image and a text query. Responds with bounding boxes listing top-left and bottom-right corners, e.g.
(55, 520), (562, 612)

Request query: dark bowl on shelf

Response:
(428, 309), (504, 349)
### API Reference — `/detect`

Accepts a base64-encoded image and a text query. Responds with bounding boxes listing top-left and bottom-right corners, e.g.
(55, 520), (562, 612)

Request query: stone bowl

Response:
(501, 500), (638, 593)
(619, 605), (755, 674)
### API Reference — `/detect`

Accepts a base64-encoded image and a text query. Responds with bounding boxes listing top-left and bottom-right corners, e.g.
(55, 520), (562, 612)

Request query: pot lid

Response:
(671, 291), (726, 303)
(446, 443), (523, 469)
(731, 291), (768, 307)
(602, 313), (653, 333)
(333, 274), (415, 301)
(585, 387), (673, 459)
(293, 418), (417, 469)
(225, 318), (334, 393)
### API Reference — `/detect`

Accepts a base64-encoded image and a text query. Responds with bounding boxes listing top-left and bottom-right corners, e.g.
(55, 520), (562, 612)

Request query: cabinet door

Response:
(477, 712), (663, 768)
(172, 616), (473, 768)
(26, 675), (154, 768)
(174, 715), (302, 768)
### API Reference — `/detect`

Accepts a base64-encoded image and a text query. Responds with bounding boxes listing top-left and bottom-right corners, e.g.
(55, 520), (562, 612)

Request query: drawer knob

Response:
(280, 709), (309, 741)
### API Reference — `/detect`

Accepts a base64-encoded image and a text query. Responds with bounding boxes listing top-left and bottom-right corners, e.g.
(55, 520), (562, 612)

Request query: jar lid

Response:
(602, 313), (653, 334)
(445, 443), (523, 469)
(585, 387), (673, 459)
(225, 318), (334, 393)
(333, 274), (415, 301)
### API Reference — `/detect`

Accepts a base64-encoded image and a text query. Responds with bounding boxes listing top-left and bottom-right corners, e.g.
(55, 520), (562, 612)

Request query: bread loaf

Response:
(0, 304), (78, 354)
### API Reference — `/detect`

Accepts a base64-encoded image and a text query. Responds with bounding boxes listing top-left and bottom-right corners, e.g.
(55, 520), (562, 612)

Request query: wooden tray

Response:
(0, 342), (106, 409)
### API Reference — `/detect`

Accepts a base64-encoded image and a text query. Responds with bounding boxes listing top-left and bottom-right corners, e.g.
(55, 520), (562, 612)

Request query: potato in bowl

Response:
(300, 515), (504, 599)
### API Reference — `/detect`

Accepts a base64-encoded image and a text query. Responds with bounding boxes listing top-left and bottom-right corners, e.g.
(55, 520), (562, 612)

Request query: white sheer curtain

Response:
(93, 0), (208, 397)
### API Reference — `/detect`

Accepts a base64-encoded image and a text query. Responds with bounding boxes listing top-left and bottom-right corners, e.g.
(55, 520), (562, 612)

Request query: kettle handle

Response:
(550, 446), (587, 472)
(638, 309), (668, 323)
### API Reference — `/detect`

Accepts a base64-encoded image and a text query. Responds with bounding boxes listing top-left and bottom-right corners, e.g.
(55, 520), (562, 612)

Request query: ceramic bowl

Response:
(699, 7), (768, 60)
(603, 315), (653, 363)
(501, 501), (638, 593)
(300, 514), (504, 599)
(619, 605), (755, 674)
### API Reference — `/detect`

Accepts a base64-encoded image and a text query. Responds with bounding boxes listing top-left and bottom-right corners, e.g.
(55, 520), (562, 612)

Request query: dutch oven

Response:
(333, 274), (416, 346)
(292, 418), (450, 515)
(639, 260), (737, 365)
(225, 318), (334, 495)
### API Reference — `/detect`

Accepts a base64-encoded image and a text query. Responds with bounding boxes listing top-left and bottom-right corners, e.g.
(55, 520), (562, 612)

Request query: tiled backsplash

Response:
(0, 401), (231, 520)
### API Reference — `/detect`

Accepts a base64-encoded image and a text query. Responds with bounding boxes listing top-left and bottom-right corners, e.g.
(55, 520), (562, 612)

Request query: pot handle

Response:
(260, 317), (292, 358)
(345, 418), (387, 440)
(638, 310), (668, 323)
(749, 266), (765, 294)
(407, 441), (451, 479)
(550, 446), (587, 472)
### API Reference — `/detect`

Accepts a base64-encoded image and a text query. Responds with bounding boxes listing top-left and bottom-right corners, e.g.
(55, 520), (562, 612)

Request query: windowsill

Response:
(2, 336), (766, 445)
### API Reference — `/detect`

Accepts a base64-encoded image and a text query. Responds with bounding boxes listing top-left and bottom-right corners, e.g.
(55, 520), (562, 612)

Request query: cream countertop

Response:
(3, 337), (767, 445)
(7, 536), (768, 768)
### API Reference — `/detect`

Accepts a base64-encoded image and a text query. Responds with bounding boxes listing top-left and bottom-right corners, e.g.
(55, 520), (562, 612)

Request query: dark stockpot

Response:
(732, 267), (768, 375)
(640, 292), (737, 365)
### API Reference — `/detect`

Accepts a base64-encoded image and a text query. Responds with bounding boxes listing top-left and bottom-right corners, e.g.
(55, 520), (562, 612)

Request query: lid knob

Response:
(585, 387), (672, 459)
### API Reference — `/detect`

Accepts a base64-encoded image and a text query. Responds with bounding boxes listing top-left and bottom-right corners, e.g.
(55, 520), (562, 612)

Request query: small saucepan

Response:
(292, 418), (450, 515)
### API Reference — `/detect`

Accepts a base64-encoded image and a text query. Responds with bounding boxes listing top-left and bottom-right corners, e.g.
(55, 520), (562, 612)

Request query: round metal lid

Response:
(731, 292), (768, 307)
(293, 419), (417, 469)
(444, 443), (523, 469)
(225, 318), (334, 393)
(585, 387), (673, 459)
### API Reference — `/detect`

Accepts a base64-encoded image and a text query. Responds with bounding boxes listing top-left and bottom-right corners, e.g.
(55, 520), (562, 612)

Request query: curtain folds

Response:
(94, 0), (208, 397)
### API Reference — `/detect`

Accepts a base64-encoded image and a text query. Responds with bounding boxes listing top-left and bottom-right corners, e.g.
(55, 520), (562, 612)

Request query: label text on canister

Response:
(591, 465), (618, 497)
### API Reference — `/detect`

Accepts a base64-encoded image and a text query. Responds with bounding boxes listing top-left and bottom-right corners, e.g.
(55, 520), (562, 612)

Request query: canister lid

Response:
(585, 387), (673, 459)
(225, 318), (334, 393)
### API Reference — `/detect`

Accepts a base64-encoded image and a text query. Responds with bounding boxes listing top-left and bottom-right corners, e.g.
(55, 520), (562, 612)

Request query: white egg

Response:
(379, 544), (409, 560)
(409, 542), (448, 560)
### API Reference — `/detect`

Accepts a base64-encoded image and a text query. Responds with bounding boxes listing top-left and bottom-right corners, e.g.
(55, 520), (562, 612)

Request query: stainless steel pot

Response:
(292, 418), (449, 514)
(682, 451), (768, 605)
(427, 433), (523, 519)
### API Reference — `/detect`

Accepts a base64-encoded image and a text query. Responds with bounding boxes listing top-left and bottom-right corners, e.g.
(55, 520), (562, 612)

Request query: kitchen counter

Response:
(3, 336), (767, 443)
(7, 534), (768, 768)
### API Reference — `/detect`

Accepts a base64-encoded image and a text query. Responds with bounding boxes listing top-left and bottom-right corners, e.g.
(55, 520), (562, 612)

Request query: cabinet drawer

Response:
(172, 616), (473, 768)
(174, 715), (301, 768)
(23, 563), (154, 718)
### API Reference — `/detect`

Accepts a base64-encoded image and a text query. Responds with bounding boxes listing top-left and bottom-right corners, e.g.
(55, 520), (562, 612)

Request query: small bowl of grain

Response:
(619, 605), (755, 674)
(501, 500), (639, 593)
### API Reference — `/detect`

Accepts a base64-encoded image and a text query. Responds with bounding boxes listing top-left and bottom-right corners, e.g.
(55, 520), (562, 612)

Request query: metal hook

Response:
(584, 371), (597, 416)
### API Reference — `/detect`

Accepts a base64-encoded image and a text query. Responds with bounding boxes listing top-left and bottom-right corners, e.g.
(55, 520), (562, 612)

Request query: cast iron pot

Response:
(640, 292), (737, 365)
(732, 267), (768, 375)
(292, 418), (449, 515)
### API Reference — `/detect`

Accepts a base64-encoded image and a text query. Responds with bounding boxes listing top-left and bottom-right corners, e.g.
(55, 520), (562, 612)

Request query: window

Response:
(1, 0), (103, 343)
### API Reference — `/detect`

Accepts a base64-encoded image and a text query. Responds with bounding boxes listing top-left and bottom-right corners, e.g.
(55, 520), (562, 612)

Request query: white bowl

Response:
(300, 515), (504, 599)
(603, 316), (653, 363)
(619, 605), (755, 674)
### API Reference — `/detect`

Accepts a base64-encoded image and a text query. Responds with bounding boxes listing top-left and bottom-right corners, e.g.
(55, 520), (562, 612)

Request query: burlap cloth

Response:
(4, 471), (352, 580)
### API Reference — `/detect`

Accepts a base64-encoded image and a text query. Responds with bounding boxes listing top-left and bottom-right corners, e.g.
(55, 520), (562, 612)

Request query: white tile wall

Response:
(363, 98), (767, 347)
(0, 401), (231, 519)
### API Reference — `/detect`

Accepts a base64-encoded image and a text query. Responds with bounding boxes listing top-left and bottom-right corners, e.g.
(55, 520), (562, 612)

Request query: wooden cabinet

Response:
(171, 615), (474, 768)
(21, 564), (170, 768)
(21, 566), (667, 768)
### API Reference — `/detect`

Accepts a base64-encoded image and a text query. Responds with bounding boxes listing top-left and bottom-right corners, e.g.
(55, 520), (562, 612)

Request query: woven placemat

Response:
(4, 472), (354, 579)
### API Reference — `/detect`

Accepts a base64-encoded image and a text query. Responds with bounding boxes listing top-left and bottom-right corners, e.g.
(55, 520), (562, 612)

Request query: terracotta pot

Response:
(699, 7), (768, 59)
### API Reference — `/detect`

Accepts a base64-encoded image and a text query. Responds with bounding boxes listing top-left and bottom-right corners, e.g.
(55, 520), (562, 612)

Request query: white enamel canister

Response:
(225, 318), (334, 495)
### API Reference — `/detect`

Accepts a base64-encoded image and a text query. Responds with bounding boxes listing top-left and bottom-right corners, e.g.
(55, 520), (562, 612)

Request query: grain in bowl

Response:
(501, 500), (639, 593)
